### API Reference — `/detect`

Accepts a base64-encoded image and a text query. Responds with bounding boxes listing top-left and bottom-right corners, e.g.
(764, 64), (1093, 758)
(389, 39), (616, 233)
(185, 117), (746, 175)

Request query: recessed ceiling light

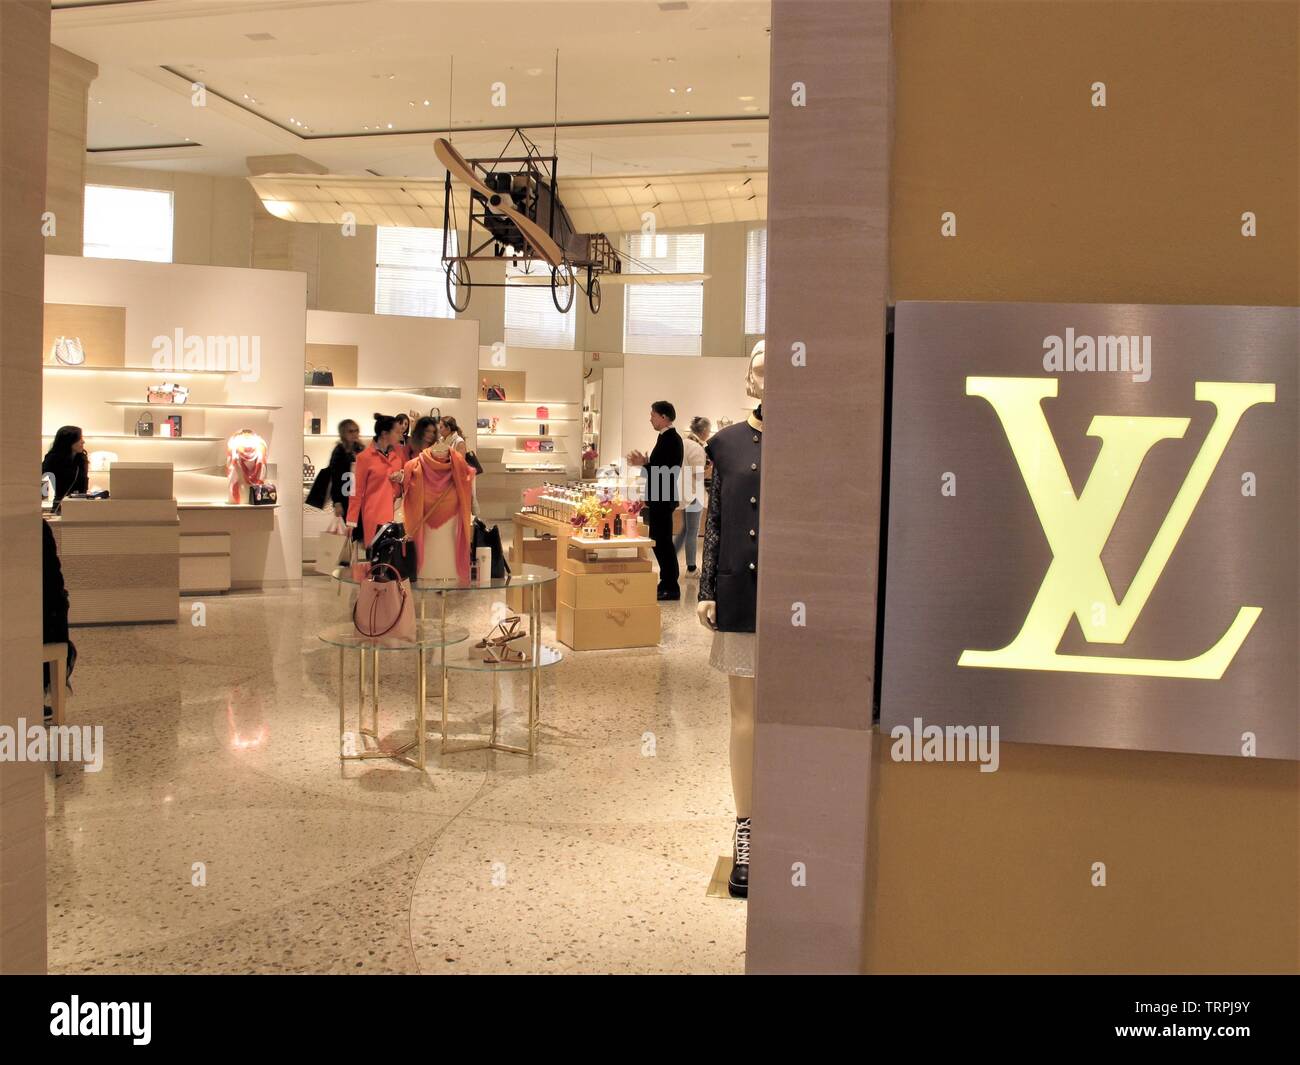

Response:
(739, 95), (754, 102)
(242, 93), (249, 99)
(669, 87), (676, 94)
(244, 32), (275, 41)
(387, 123), (393, 129)
(423, 99), (430, 106)
(667, 57), (676, 63)
(742, 105), (759, 112)
(363, 125), (369, 130)
(685, 86), (693, 93)
(408, 101), (415, 107)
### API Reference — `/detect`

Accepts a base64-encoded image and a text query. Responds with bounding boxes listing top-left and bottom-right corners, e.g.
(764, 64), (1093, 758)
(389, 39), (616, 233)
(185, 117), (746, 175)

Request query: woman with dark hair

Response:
(436, 415), (467, 454)
(394, 412), (412, 460)
(42, 425), (89, 505)
(346, 413), (405, 546)
(306, 418), (363, 514)
(411, 416), (439, 453)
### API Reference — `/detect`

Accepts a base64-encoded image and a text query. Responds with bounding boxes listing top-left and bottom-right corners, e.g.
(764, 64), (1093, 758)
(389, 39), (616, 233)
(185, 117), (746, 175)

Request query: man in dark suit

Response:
(628, 400), (684, 600)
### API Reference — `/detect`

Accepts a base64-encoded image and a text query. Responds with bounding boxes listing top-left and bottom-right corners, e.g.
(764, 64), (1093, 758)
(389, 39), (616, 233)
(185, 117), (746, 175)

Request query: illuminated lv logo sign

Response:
(959, 377), (1274, 679)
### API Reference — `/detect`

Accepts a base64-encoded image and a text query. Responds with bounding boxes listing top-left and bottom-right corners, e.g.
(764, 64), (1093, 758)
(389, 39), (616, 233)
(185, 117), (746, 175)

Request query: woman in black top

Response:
(42, 425), (89, 504)
(306, 419), (363, 513)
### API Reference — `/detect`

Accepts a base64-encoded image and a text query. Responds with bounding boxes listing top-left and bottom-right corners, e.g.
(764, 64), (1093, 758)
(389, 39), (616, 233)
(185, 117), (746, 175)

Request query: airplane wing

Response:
(247, 169), (767, 234)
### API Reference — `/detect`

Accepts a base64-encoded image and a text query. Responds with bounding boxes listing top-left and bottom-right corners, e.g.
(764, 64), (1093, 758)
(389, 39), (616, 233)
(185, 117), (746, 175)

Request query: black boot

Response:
(728, 817), (750, 898)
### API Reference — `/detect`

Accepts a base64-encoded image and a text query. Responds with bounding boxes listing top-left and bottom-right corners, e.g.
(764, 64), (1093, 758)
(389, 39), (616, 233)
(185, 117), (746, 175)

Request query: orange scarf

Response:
(402, 446), (474, 582)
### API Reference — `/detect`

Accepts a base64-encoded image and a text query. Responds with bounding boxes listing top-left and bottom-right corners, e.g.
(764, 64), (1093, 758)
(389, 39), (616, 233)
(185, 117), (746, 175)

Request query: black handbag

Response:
(465, 450), (484, 474)
(250, 483), (278, 505)
(308, 366), (334, 386)
(470, 519), (509, 579)
(369, 522), (418, 581)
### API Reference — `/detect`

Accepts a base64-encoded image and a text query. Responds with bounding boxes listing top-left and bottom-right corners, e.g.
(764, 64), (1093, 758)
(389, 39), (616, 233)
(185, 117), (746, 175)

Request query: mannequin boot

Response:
(729, 817), (751, 898)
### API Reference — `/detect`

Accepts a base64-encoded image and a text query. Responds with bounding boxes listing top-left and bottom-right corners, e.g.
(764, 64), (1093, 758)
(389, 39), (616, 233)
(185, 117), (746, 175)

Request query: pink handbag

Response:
(352, 562), (415, 642)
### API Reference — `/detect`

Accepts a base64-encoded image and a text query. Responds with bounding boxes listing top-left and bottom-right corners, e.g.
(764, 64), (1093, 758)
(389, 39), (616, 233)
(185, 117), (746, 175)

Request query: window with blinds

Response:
(504, 262), (576, 349)
(744, 227), (767, 336)
(84, 185), (174, 263)
(622, 231), (705, 356)
(375, 226), (457, 318)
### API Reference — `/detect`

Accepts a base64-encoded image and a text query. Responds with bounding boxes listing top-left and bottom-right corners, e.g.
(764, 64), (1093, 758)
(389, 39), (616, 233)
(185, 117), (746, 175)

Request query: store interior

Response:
(35, 0), (773, 973)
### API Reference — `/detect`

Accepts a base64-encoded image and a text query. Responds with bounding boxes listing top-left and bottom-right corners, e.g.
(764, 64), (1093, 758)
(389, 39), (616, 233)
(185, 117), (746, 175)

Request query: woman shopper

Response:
(394, 412), (412, 461)
(411, 415), (439, 453)
(306, 419), (363, 514)
(346, 413), (405, 546)
(674, 416), (711, 574)
(42, 425), (89, 505)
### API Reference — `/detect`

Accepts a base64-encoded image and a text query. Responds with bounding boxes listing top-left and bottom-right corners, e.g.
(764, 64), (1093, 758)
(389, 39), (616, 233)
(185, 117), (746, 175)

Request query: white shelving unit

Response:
(41, 364), (279, 506)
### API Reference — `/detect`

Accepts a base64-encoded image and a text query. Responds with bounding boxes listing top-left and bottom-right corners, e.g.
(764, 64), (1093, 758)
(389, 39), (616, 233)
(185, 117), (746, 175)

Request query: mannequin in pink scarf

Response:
(402, 444), (475, 583)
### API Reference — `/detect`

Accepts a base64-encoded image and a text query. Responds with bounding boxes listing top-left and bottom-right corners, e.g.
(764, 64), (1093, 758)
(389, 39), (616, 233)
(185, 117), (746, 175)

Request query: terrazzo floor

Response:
(44, 570), (748, 974)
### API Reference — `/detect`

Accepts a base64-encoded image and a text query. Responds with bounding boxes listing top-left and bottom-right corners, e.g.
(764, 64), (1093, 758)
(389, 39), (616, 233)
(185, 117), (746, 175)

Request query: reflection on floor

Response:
(45, 572), (746, 974)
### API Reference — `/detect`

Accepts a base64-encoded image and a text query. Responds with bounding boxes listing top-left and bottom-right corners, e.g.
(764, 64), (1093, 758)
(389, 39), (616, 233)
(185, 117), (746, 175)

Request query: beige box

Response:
(180, 533), (231, 594)
(557, 603), (661, 651)
(110, 461), (173, 500)
(558, 569), (658, 611)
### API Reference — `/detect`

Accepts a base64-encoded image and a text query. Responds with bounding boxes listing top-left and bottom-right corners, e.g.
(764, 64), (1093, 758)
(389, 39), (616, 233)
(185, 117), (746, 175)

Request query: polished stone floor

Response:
(45, 572), (747, 974)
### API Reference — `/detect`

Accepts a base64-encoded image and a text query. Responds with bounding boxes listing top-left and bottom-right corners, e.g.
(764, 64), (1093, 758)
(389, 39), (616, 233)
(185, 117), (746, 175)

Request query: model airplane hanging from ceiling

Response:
(247, 126), (767, 315)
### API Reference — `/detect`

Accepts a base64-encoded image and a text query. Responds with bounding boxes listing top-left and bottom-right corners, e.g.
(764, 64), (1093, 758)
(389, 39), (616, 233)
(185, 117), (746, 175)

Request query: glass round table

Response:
(326, 564), (562, 757)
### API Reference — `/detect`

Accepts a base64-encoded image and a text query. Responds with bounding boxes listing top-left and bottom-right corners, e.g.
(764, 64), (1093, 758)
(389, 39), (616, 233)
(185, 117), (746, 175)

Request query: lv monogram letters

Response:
(959, 377), (1274, 679)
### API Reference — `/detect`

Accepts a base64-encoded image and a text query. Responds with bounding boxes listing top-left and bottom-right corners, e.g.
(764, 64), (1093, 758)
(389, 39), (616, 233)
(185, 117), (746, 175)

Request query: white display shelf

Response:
(502, 466), (567, 473)
(104, 400), (282, 411)
(306, 385), (460, 397)
(42, 432), (223, 441)
(570, 534), (653, 548)
(43, 365), (239, 377)
(480, 399), (578, 406)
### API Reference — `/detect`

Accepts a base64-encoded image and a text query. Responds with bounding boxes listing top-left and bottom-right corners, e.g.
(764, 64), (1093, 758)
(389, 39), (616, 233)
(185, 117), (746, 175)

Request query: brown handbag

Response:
(352, 562), (415, 641)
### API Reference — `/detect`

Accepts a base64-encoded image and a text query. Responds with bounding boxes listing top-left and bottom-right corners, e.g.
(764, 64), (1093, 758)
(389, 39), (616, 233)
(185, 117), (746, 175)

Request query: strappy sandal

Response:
(475, 615), (523, 648)
(477, 616), (530, 663)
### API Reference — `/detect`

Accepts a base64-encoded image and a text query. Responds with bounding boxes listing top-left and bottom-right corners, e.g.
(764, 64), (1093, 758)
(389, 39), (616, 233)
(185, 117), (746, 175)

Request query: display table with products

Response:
(331, 564), (560, 757)
(557, 535), (661, 651)
(319, 620), (464, 770)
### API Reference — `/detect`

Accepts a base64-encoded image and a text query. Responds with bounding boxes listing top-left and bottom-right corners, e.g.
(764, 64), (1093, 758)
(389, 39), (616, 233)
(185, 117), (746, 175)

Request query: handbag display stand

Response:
(329, 563), (562, 758)
(317, 620), (459, 770)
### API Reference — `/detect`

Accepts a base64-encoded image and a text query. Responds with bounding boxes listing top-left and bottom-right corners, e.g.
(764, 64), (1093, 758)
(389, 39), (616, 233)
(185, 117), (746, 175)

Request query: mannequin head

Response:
(745, 341), (765, 402)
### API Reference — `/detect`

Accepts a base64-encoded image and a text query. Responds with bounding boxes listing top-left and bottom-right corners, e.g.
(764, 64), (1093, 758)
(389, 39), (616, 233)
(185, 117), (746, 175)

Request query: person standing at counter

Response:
(628, 400), (684, 601)
(346, 414), (405, 546)
(42, 425), (89, 505)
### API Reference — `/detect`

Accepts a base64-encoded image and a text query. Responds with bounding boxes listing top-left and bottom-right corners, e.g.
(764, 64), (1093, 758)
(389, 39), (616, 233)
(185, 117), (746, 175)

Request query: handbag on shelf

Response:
(302, 454), (316, 484)
(524, 439), (541, 453)
(50, 336), (85, 366)
(484, 384), (507, 401)
(352, 562), (415, 641)
(249, 483), (278, 506)
(465, 450), (484, 474)
(428, 406), (441, 420)
(135, 410), (154, 436)
(369, 522), (417, 582)
(309, 366), (334, 386)
(146, 383), (190, 405)
(161, 415), (183, 438)
(536, 406), (549, 419)
(469, 519), (509, 579)
(538, 441), (555, 454)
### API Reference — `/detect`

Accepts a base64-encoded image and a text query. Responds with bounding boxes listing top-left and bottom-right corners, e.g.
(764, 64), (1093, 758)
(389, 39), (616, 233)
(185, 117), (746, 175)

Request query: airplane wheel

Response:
(587, 276), (602, 314)
(448, 260), (471, 312)
(551, 261), (575, 314)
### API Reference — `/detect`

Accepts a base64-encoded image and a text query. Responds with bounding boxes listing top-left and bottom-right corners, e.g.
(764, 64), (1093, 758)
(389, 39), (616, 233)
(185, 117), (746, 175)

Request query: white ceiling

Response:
(57, 0), (771, 179)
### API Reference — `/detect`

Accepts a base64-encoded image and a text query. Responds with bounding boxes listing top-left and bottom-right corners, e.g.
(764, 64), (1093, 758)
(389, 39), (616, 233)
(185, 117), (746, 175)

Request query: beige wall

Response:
(869, 0), (1299, 973)
(0, 0), (50, 976)
(45, 45), (95, 257)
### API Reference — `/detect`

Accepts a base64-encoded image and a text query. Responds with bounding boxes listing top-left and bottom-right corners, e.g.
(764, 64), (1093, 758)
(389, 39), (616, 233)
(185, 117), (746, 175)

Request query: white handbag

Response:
(50, 336), (85, 366)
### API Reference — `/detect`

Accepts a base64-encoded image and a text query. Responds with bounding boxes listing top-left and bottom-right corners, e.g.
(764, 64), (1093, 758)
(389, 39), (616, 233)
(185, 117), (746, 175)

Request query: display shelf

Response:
(104, 400), (282, 411)
(479, 399), (577, 406)
(306, 385), (460, 398)
(43, 365), (240, 377)
(42, 432), (223, 441)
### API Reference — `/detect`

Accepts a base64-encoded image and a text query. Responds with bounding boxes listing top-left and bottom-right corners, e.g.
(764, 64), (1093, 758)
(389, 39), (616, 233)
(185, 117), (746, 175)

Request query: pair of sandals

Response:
(475, 614), (530, 664)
